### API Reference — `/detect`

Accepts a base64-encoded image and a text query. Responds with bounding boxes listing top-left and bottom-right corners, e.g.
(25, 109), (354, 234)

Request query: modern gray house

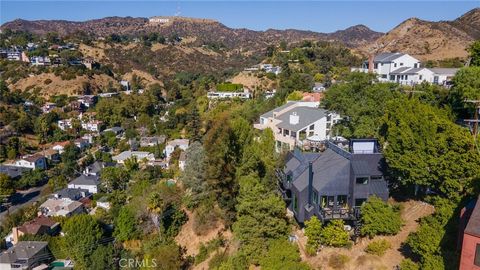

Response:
(277, 139), (388, 224)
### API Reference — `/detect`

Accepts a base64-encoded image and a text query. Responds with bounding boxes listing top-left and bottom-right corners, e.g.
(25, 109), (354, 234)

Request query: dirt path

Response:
(297, 200), (434, 270)
(175, 209), (229, 257)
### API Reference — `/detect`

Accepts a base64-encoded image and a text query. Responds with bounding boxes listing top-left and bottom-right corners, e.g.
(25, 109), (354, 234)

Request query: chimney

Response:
(308, 162), (313, 206)
(289, 112), (299, 125)
(368, 54), (374, 73)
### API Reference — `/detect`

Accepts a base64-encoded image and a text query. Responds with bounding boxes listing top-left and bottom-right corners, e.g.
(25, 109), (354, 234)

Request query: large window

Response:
(286, 174), (292, 182)
(337, 195), (348, 208)
(356, 177), (369, 185)
(313, 191), (319, 205)
(292, 193), (298, 213)
(370, 175), (383, 181)
(321, 196), (335, 208)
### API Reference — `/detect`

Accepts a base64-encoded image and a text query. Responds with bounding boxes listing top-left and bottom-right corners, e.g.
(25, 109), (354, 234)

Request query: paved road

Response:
(0, 185), (47, 223)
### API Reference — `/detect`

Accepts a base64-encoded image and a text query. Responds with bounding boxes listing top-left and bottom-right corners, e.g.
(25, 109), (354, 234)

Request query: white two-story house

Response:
(352, 52), (458, 86)
(254, 101), (340, 152)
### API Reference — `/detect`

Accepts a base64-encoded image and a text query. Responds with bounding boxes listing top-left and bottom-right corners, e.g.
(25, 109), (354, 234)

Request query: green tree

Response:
(468, 40), (480, 67)
(400, 259), (420, 270)
(90, 244), (115, 270)
(179, 141), (207, 206)
(304, 216), (322, 254)
(114, 207), (139, 241)
(360, 196), (403, 238)
(63, 214), (103, 269)
(101, 167), (129, 192)
(259, 239), (310, 270)
(232, 175), (288, 263)
(286, 90), (304, 101)
(319, 220), (350, 247)
(0, 174), (14, 197)
(448, 67), (480, 117)
(382, 97), (480, 199)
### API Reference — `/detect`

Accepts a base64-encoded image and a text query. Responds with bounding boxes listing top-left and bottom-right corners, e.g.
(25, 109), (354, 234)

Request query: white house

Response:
(30, 56), (51, 66)
(14, 154), (47, 170)
(68, 175), (100, 194)
(39, 198), (84, 217)
(207, 91), (251, 99)
(57, 119), (73, 131)
(112, 151), (155, 164)
(352, 52), (459, 86)
(254, 101), (340, 152)
(81, 120), (103, 132)
(164, 139), (190, 160)
(52, 141), (71, 154)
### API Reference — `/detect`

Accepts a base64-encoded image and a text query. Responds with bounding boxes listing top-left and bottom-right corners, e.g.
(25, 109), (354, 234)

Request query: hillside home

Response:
(254, 101), (340, 152)
(11, 216), (59, 245)
(0, 241), (51, 270)
(112, 151), (155, 164)
(14, 154), (47, 170)
(312, 83), (326, 92)
(77, 95), (97, 108)
(207, 91), (252, 99)
(0, 165), (30, 180)
(164, 139), (190, 160)
(41, 102), (57, 113)
(52, 188), (90, 201)
(30, 56), (51, 66)
(52, 141), (71, 154)
(352, 52), (459, 86)
(140, 136), (166, 147)
(57, 119), (73, 131)
(459, 195), (480, 270)
(42, 149), (60, 162)
(278, 139), (388, 223)
(39, 198), (84, 217)
(81, 120), (103, 132)
(83, 161), (115, 176)
(104, 126), (124, 136)
(68, 175), (100, 194)
(74, 138), (90, 150)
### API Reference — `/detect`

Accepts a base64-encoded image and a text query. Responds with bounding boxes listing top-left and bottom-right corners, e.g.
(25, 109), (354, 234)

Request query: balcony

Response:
(318, 207), (360, 221)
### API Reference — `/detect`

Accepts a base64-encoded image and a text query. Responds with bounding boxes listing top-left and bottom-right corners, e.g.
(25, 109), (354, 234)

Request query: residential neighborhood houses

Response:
(352, 52), (459, 86)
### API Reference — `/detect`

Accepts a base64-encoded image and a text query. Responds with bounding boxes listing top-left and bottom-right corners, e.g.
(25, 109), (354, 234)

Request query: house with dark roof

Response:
(278, 139), (388, 224)
(0, 241), (51, 270)
(12, 216), (59, 245)
(254, 101), (341, 152)
(459, 196), (480, 269)
(53, 187), (90, 201)
(68, 175), (100, 194)
(0, 165), (30, 179)
(83, 161), (115, 176)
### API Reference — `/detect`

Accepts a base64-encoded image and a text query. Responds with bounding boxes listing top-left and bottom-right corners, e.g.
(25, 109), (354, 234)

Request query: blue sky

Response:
(1, 1), (479, 33)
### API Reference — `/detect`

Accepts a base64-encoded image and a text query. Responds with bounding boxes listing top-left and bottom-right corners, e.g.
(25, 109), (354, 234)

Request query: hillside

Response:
(1, 16), (382, 50)
(366, 8), (480, 61)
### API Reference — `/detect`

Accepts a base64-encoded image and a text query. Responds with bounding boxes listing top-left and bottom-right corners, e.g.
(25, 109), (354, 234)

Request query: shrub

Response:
(360, 196), (403, 238)
(320, 219), (350, 247)
(215, 83), (243, 92)
(328, 254), (350, 269)
(365, 239), (391, 256)
(44, 78), (52, 85)
(399, 259), (420, 270)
